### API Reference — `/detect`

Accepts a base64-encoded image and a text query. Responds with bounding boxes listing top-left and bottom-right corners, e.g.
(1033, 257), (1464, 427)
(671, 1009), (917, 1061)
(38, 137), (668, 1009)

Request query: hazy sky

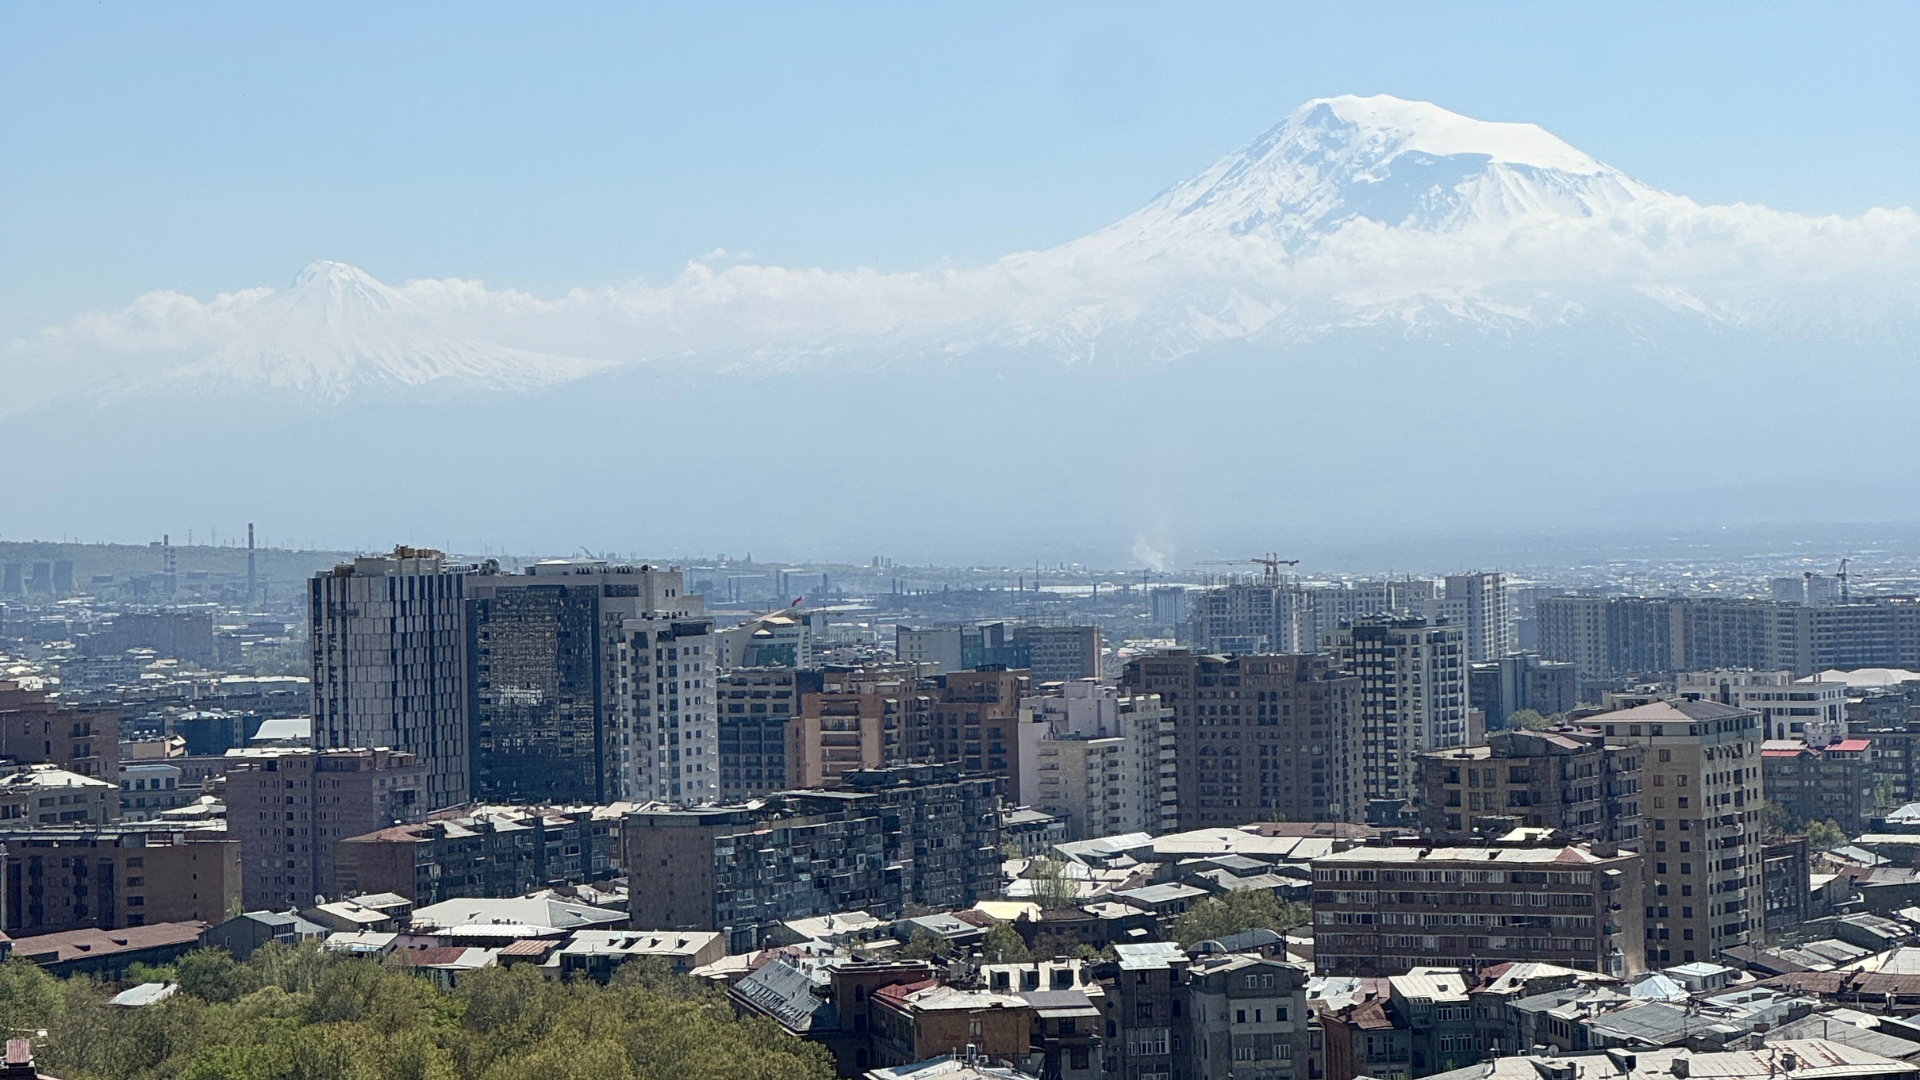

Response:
(3, 2), (1916, 340)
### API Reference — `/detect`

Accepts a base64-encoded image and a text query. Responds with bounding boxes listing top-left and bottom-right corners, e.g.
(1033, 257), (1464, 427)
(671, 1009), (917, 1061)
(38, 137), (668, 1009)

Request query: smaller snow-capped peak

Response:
(1080, 94), (1683, 258)
(111, 261), (607, 400)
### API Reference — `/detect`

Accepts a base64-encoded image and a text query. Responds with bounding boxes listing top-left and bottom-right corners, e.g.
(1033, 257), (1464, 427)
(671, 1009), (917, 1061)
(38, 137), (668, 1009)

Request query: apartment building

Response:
(0, 764), (115, 826)
(0, 825), (241, 935)
(1018, 680), (1176, 839)
(1311, 842), (1644, 977)
(1416, 728), (1643, 843)
(717, 667), (817, 797)
(624, 764), (999, 951)
(924, 668), (1030, 782)
(224, 747), (427, 909)
(465, 560), (710, 804)
(1024, 625), (1103, 683)
(0, 679), (118, 780)
(1326, 619), (1470, 805)
(1584, 699), (1764, 965)
(309, 547), (474, 808)
(1676, 670), (1847, 743)
(1121, 652), (1361, 828)
(1468, 653), (1577, 729)
(334, 804), (610, 904)
(1760, 737), (1877, 834)
(1182, 954), (1314, 1080)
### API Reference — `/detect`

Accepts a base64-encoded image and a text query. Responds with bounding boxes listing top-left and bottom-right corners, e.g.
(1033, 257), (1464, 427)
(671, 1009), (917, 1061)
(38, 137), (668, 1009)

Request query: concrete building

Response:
(896, 627), (965, 672)
(1016, 680), (1175, 840)
(1761, 737), (1877, 834)
(1584, 699), (1763, 965)
(334, 804), (610, 904)
(0, 825), (240, 935)
(924, 669), (1030, 783)
(0, 763), (116, 826)
(224, 748), (427, 909)
(0, 679), (118, 780)
(1121, 652), (1362, 828)
(1536, 595), (1611, 690)
(310, 547), (474, 808)
(717, 611), (819, 671)
(1189, 584), (1306, 655)
(1326, 619), (1470, 805)
(1677, 670), (1847, 743)
(1311, 842), (1644, 977)
(1436, 573), (1512, 663)
(1469, 653), (1577, 729)
(717, 668), (817, 797)
(82, 611), (216, 665)
(1023, 625), (1103, 683)
(116, 762), (187, 821)
(1182, 953), (1314, 1080)
(624, 764), (1000, 952)
(1416, 728), (1643, 843)
(465, 560), (709, 804)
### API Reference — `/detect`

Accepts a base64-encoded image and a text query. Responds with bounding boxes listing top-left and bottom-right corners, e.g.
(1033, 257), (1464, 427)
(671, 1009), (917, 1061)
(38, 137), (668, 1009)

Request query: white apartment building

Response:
(1018, 680), (1176, 838)
(1677, 669), (1847, 744)
(716, 610), (815, 671)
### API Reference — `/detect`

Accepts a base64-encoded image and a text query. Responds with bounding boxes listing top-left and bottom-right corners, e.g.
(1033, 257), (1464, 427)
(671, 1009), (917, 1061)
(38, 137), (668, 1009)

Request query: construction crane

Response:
(1198, 553), (1301, 587)
(1838, 558), (1850, 604)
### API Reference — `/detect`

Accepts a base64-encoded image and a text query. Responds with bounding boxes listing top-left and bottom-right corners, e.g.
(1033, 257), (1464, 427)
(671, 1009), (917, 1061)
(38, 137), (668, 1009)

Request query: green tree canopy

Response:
(0, 941), (833, 1080)
(1169, 890), (1311, 948)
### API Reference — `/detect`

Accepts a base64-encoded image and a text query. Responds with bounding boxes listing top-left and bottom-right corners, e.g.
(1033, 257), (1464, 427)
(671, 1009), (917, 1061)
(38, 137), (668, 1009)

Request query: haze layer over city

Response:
(6, 9), (1920, 1080)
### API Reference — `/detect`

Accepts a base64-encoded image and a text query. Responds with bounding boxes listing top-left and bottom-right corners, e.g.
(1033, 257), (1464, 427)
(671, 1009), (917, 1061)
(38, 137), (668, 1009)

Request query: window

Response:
(1237, 1010), (1247, 1024)
(1070, 1049), (1090, 1071)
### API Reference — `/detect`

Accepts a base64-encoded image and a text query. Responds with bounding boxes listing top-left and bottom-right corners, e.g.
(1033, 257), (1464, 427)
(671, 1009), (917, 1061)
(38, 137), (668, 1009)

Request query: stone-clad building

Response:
(1416, 728), (1643, 843)
(1122, 651), (1361, 828)
(1312, 842), (1644, 977)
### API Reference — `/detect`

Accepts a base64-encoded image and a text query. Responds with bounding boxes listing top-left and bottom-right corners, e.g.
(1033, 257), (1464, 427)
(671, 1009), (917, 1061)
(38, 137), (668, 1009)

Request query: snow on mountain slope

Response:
(8, 95), (1918, 412)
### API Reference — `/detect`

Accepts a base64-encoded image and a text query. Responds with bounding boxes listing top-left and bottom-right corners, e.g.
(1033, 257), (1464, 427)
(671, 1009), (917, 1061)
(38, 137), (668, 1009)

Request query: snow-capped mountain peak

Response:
(1083, 93), (1681, 257)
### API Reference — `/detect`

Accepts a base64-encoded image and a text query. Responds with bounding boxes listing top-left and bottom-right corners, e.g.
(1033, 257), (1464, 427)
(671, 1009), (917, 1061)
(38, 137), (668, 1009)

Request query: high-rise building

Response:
(1416, 727), (1643, 843)
(1016, 680), (1175, 839)
(1536, 594), (1611, 689)
(464, 560), (705, 804)
(224, 747), (427, 909)
(716, 667), (817, 797)
(1583, 698), (1763, 965)
(1438, 573), (1512, 662)
(1121, 652), (1361, 828)
(924, 668), (1029, 782)
(1021, 625), (1103, 683)
(1326, 618), (1469, 805)
(310, 547), (474, 809)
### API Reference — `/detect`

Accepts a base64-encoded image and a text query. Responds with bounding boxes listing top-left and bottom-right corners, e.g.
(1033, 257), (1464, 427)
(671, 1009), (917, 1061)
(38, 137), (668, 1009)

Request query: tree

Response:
(1507, 709), (1552, 731)
(1170, 890), (1310, 947)
(981, 922), (1032, 964)
(1026, 857), (1080, 909)
(1805, 819), (1849, 851)
(0, 959), (62, 1040)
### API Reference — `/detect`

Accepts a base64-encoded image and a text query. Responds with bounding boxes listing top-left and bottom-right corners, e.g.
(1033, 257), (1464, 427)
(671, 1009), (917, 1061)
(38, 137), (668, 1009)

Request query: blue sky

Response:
(3, 2), (1915, 339)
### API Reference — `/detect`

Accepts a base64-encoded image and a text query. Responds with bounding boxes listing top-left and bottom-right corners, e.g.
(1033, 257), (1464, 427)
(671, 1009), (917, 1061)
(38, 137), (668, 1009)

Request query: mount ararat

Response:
(7, 96), (1918, 561)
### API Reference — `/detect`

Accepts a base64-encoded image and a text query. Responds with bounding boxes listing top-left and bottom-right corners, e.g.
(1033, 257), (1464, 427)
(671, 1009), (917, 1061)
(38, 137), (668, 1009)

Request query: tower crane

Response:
(1198, 553), (1301, 587)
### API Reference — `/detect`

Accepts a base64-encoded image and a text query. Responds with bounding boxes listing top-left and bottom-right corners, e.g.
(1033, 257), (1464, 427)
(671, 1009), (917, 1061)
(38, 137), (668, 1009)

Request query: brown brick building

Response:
(1, 825), (240, 936)
(0, 680), (118, 780)
(224, 748), (427, 909)
(1121, 651), (1361, 827)
(1416, 727), (1643, 843)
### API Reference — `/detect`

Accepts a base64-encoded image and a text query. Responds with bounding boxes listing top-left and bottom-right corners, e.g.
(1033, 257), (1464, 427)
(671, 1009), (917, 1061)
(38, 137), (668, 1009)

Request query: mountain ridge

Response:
(7, 93), (1917, 414)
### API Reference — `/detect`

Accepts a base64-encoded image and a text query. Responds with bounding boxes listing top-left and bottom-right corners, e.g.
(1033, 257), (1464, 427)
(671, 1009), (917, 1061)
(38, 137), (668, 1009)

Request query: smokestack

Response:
(247, 523), (256, 606)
